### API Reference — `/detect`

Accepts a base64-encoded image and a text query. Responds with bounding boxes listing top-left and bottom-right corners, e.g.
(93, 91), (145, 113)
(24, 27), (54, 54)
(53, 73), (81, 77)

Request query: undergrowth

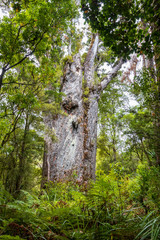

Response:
(0, 164), (160, 240)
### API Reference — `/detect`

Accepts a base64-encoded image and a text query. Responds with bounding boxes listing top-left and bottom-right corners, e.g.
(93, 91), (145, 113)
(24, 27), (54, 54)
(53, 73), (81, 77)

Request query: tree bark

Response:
(42, 53), (84, 183)
(42, 35), (124, 184)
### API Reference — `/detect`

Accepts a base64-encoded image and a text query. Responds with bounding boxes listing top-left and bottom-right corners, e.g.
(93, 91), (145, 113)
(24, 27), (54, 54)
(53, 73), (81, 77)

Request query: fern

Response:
(135, 212), (160, 240)
(1, 171), (159, 240)
(0, 236), (25, 240)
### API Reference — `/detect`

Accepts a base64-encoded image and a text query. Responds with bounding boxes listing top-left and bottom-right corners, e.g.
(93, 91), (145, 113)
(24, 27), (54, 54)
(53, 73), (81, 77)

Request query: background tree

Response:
(0, 0), (77, 89)
(96, 77), (127, 173)
(123, 68), (160, 166)
(96, 61), (160, 173)
(0, 59), (62, 195)
(0, 0), (77, 195)
(81, 0), (160, 164)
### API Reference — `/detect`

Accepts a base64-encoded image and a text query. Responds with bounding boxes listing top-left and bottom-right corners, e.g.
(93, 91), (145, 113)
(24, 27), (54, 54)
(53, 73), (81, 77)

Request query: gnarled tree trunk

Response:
(42, 34), (124, 184)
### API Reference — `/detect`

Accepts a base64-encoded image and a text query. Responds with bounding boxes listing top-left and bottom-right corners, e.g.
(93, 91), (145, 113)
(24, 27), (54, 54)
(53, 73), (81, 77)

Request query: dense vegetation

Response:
(0, 0), (160, 239)
(1, 163), (160, 239)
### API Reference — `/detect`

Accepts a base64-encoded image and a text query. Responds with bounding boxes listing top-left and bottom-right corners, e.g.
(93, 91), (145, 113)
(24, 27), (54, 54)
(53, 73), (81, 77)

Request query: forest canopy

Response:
(81, 0), (160, 58)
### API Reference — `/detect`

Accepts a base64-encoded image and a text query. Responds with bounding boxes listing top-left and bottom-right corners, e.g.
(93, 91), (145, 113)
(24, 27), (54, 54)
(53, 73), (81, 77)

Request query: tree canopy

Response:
(0, 0), (77, 89)
(81, 0), (160, 58)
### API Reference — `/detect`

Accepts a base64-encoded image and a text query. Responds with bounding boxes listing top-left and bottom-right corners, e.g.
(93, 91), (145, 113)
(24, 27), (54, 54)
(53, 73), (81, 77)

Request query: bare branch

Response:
(101, 58), (125, 90)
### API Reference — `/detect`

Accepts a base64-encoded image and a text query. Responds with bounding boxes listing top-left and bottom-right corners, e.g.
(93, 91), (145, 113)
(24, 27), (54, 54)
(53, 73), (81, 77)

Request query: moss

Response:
(82, 76), (85, 88)
(62, 55), (73, 66)
(81, 52), (87, 64)
(83, 97), (89, 103)
(82, 84), (89, 104)
(83, 87), (89, 97)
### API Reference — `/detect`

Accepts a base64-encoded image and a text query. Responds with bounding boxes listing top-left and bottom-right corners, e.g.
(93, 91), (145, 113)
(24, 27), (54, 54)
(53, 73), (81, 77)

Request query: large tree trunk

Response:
(43, 54), (85, 182)
(42, 34), (124, 184)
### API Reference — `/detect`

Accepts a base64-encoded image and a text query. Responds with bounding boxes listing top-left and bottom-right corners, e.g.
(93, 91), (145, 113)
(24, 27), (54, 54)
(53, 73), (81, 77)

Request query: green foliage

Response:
(81, 0), (159, 58)
(131, 69), (159, 109)
(62, 55), (73, 66)
(0, 0), (78, 196)
(97, 66), (159, 174)
(128, 164), (160, 212)
(0, 2), (159, 240)
(97, 77), (128, 173)
(0, 236), (24, 240)
(0, 0), (78, 88)
(1, 165), (160, 240)
(122, 68), (160, 166)
(135, 212), (160, 240)
(0, 66), (47, 195)
(0, 182), (13, 205)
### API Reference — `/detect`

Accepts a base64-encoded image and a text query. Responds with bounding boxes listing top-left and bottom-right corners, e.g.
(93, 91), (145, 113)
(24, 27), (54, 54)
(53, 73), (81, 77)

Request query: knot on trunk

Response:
(72, 120), (78, 132)
(84, 150), (90, 159)
(62, 96), (78, 112)
(72, 116), (82, 132)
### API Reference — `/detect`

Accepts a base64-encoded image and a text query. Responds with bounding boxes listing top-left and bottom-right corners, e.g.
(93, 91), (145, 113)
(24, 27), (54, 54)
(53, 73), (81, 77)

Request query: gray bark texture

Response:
(42, 34), (124, 184)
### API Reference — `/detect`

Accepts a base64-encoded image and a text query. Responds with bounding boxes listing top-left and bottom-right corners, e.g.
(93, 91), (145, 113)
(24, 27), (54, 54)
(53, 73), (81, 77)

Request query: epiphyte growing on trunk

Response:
(62, 96), (79, 112)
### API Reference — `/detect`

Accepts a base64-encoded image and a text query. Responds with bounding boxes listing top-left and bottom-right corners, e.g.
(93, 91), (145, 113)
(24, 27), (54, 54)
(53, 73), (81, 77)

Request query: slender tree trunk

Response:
(42, 35), (124, 184)
(0, 68), (5, 91)
(151, 0), (160, 165)
(154, 52), (160, 166)
(15, 112), (29, 194)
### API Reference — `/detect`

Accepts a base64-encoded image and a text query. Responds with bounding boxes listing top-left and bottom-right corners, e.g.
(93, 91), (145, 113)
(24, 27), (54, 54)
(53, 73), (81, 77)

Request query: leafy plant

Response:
(0, 236), (24, 240)
(135, 212), (160, 240)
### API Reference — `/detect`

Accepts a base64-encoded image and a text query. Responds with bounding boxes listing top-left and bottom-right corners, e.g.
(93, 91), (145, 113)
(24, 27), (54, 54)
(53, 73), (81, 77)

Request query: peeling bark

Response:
(42, 35), (124, 184)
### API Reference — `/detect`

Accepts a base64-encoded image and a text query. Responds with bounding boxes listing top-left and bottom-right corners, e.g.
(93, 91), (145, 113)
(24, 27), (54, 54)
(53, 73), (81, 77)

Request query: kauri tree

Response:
(42, 34), (124, 183)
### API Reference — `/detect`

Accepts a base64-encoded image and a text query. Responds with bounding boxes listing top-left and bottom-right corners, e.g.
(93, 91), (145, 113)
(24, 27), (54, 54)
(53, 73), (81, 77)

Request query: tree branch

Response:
(84, 33), (99, 86)
(84, 33), (99, 68)
(6, 32), (45, 71)
(0, 68), (5, 91)
(101, 58), (125, 90)
(0, 31), (46, 91)
(3, 82), (37, 86)
(0, 112), (22, 148)
(6, 23), (32, 68)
